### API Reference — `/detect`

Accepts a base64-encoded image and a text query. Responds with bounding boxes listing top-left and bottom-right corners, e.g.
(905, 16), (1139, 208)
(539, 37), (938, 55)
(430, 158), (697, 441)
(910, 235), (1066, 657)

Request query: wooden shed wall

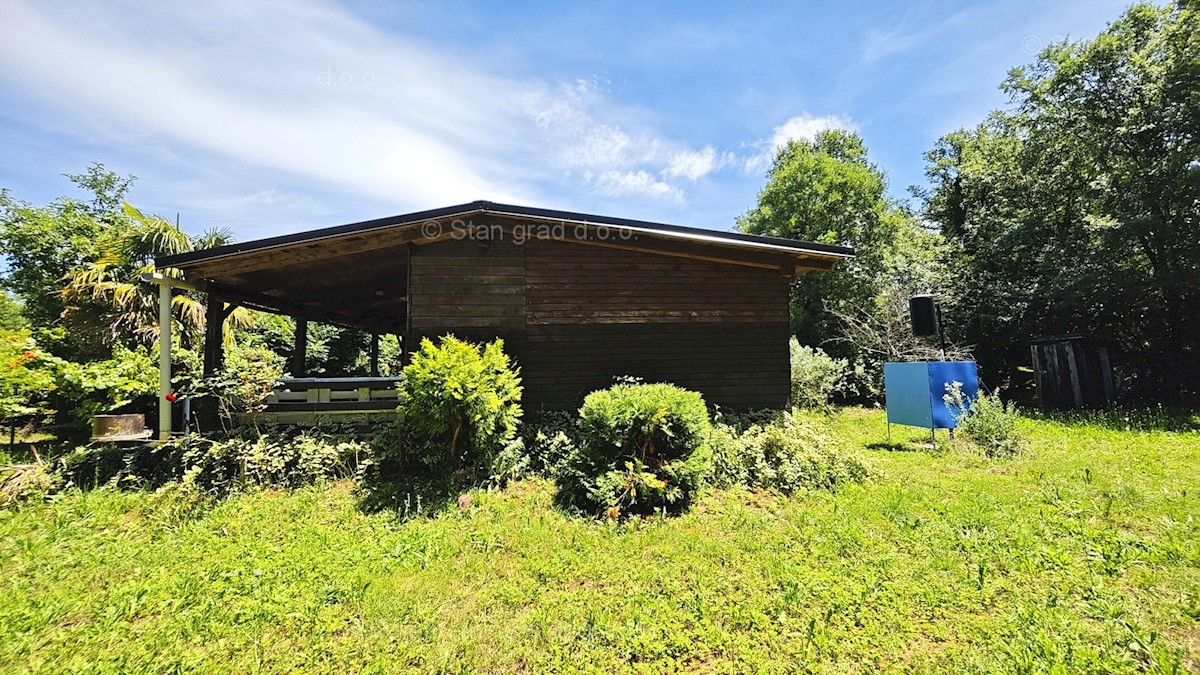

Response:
(408, 234), (791, 410)
(408, 236), (527, 358)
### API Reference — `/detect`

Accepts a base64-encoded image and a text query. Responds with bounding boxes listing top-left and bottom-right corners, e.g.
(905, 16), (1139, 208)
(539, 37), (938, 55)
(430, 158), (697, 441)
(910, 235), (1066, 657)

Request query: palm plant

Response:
(62, 204), (252, 348)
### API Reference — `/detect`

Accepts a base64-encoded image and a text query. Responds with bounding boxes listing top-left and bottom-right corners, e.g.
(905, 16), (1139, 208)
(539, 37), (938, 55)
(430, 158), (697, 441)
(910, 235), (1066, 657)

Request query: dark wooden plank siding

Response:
(521, 322), (790, 410)
(407, 233), (791, 410)
(525, 239), (787, 325)
(410, 237), (525, 330)
(408, 237), (527, 361)
(521, 238), (789, 409)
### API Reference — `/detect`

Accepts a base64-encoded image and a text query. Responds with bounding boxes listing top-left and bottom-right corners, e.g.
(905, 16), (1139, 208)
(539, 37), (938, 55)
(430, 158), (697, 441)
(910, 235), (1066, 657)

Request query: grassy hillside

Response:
(1, 409), (1197, 673)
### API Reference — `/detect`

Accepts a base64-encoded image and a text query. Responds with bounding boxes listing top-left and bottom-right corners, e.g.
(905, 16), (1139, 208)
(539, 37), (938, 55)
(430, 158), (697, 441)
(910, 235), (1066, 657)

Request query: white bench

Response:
(259, 376), (404, 424)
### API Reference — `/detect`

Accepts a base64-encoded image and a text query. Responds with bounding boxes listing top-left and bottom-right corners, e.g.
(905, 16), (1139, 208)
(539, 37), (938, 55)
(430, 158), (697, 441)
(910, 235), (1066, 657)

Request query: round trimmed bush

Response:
(561, 382), (712, 517)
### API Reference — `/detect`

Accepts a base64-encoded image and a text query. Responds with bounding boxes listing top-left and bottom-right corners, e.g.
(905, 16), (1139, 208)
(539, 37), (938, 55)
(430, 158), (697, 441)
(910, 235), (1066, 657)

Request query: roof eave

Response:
(156, 200), (855, 270)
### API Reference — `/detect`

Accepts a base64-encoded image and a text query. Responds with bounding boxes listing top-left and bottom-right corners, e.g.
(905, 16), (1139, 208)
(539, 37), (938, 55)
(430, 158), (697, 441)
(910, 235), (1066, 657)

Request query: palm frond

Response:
(193, 227), (236, 250)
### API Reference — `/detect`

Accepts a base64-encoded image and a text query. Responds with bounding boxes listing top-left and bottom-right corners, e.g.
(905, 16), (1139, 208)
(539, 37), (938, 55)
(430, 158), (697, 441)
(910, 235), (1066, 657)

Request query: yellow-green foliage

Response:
(789, 338), (849, 409)
(399, 336), (522, 472)
(0, 329), (56, 428)
(206, 341), (286, 427)
(946, 384), (1026, 458)
(61, 431), (367, 495)
(2, 329), (157, 437)
(709, 410), (872, 493)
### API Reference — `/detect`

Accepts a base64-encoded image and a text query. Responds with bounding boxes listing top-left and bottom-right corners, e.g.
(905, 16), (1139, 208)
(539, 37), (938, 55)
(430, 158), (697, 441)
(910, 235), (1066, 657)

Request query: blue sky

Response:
(0, 0), (1133, 240)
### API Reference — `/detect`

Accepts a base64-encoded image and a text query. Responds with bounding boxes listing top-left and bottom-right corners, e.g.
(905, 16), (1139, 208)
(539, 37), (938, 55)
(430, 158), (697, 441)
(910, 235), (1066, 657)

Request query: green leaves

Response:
(397, 335), (523, 475)
(924, 2), (1200, 397)
(563, 382), (712, 517)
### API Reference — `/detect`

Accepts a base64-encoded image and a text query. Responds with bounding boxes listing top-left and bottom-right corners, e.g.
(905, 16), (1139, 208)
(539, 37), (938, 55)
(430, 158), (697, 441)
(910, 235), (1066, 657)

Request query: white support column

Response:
(141, 272), (201, 442)
(158, 281), (172, 440)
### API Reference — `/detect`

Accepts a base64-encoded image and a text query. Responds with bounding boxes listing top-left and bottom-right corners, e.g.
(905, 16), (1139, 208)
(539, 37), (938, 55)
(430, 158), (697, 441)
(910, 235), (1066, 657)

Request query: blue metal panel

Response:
(928, 361), (979, 429)
(885, 361), (979, 430)
(884, 362), (933, 428)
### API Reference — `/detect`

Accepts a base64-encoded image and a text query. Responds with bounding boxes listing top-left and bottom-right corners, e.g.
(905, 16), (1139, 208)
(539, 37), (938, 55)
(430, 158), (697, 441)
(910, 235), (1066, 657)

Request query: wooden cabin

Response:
(156, 201), (852, 417)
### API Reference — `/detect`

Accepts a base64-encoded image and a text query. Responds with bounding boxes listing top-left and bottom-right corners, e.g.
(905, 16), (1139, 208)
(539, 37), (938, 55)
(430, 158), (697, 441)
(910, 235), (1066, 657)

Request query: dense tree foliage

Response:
(739, 130), (954, 397)
(0, 167), (391, 439)
(0, 291), (24, 332)
(922, 2), (1199, 400)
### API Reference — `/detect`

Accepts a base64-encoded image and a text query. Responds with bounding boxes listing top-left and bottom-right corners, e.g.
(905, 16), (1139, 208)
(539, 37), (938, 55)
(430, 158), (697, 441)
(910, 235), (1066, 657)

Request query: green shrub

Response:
(39, 343), (159, 438)
(1, 329), (56, 436)
(710, 412), (872, 494)
(711, 406), (784, 431)
(561, 382), (712, 517)
(789, 338), (849, 409)
(946, 385), (1026, 459)
(60, 430), (367, 494)
(398, 336), (523, 476)
(204, 341), (286, 429)
(488, 411), (581, 486)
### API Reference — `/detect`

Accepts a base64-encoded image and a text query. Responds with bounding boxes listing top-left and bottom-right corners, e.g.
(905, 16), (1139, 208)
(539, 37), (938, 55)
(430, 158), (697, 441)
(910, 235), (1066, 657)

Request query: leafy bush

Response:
(711, 406), (784, 432)
(560, 382), (712, 517)
(489, 411), (583, 485)
(789, 338), (849, 409)
(201, 341), (285, 429)
(710, 411), (872, 493)
(47, 344), (159, 437)
(398, 336), (522, 475)
(945, 383), (1025, 458)
(60, 430), (367, 494)
(1, 329), (57, 435)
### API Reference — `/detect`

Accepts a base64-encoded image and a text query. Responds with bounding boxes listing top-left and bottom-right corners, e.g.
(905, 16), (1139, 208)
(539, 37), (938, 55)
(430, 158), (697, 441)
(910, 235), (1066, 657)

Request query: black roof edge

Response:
(157, 200), (855, 267)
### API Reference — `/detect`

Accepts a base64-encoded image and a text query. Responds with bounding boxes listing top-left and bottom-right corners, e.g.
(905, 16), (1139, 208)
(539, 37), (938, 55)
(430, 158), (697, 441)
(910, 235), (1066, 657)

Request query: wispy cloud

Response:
(525, 78), (709, 201)
(860, 9), (975, 64)
(0, 0), (530, 208)
(0, 2), (747, 210)
(664, 147), (718, 181)
(588, 170), (684, 203)
(743, 114), (856, 174)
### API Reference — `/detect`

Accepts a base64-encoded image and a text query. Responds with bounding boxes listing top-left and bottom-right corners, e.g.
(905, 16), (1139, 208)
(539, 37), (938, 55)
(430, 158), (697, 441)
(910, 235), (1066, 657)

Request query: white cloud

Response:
(664, 146), (718, 180)
(0, 0), (538, 209)
(589, 170), (684, 203)
(0, 0), (713, 213)
(770, 114), (857, 151)
(743, 113), (857, 174)
(523, 78), (713, 202)
(0, 0), (859, 221)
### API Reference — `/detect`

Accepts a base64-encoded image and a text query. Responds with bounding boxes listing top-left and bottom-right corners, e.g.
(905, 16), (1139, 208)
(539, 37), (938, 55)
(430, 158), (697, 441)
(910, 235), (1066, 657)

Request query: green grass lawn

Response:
(1, 409), (1197, 673)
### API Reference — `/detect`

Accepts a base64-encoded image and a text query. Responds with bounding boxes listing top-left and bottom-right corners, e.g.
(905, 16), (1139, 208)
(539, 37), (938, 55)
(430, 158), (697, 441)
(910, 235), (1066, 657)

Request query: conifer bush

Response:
(397, 336), (522, 475)
(560, 382), (712, 517)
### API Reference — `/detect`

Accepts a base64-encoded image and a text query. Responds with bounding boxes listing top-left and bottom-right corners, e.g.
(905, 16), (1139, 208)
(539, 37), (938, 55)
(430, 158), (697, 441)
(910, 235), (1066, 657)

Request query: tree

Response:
(0, 165), (146, 360)
(739, 129), (954, 397)
(0, 291), (24, 332)
(923, 2), (1200, 400)
(0, 187), (104, 349)
(61, 203), (246, 348)
(739, 130), (894, 344)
